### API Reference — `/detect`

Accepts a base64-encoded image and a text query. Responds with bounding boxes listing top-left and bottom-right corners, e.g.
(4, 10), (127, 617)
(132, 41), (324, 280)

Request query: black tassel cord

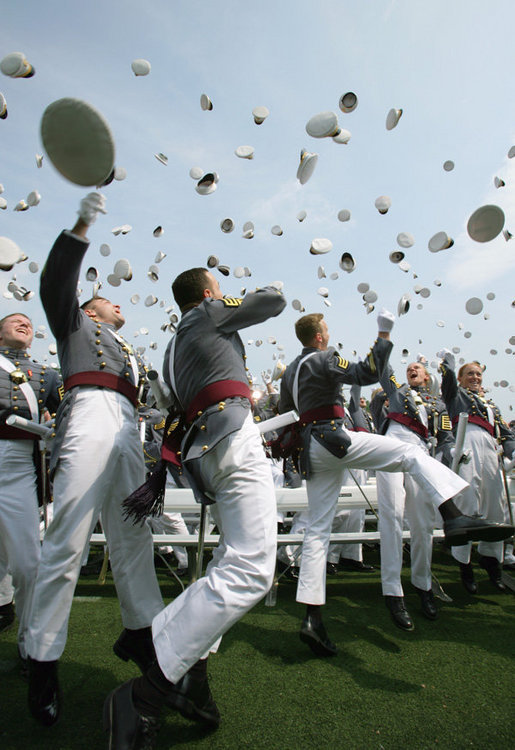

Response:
(122, 459), (168, 526)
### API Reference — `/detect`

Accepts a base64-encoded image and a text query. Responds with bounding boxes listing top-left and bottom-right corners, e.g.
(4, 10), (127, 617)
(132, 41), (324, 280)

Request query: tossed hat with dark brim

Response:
(0, 93), (7, 119)
(1, 52), (35, 78)
(297, 149), (318, 184)
(41, 98), (115, 187)
(339, 92), (358, 113)
(0, 236), (23, 270)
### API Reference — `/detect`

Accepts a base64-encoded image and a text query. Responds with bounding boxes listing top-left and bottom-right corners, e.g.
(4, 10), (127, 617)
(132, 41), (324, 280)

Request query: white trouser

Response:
(451, 424), (505, 564)
(153, 414), (277, 683)
(0, 572), (14, 606)
(328, 468), (367, 563)
(148, 512), (189, 568)
(26, 389), (164, 661)
(0, 439), (41, 657)
(296, 431), (467, 605)
(376, 422), (437, 596)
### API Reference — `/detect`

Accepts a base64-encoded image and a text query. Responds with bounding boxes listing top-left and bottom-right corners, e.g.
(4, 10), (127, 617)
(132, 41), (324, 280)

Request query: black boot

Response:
(0, 600), (15, 633)
(104, 679), (160, 750)
(28, 657), (60, 726)
(414, 587), (438, 620)
(299, 605), (337, 657)
(459, 562), (477, 594)
(113, 627), (156, 673)
(384, 596), (414, 631)
(478, 555), (506, 592)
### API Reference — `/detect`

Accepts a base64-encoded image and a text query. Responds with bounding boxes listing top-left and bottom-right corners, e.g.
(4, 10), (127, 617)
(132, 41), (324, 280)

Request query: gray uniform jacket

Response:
(163, 287), (286, 502)
(379, 364), (454, 465)
(0, 347), (61, 433)
(440, 357), (515, 459)
(40, 230), (145, 472)
(279, 337), (392, 477)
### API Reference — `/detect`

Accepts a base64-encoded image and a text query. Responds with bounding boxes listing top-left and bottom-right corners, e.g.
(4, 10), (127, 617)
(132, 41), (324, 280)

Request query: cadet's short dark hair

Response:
(80, 296), (107, 311)
(172, 268), (211, 311)
(295, 313), (324, 346)
(0, 312), (32, 333)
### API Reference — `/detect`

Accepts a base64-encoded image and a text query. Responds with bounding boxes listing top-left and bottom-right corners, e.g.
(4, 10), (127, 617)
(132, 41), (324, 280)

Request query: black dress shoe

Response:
(444, 516), (514, 547)
(459, 563), (477, 594)
(299, 615), (338, 657)
(478, 555), (506, 592)
(165, 661), (220, 728)
(326, 562), (339, 576)
(339, 558), (375, 572)
(0, 601), (15, 633)
(104, 679), (159, 750)
(114, 628), (156, 673)
(384, 596), (415, 631)
(414, 587), (438, 620)
(28, 657), (60, 726)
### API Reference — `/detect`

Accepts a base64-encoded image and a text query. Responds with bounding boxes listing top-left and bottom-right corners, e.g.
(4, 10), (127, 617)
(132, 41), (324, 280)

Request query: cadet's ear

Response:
(83, 307), (98, 320)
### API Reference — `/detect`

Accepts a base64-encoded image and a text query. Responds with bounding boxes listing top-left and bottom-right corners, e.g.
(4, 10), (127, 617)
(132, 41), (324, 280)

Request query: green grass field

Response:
(1, 548), (513, 750)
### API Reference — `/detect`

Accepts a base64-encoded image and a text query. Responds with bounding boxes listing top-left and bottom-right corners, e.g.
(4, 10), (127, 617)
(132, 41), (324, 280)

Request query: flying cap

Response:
(339, 92), (358, 113)
(467, 205), (505, 242)
(0, 93), (7, 119)
(86, 267), (98, 282)
(465, 297), (483, 315)
(397, 293), (410, 316)
(292, 299), (305, 311)
(252, 105), (269, 124)
(154, 153), (168, 165)
(206, 255), (219, 268)
(189, 166), (203, 180)
(220, 218), (234, 233)
(428, 231), (453, 252)
(297, 149), (318, 184)
(486, 292), (495, 300)
(144, 295), (157, 307)
(218, 265), (230, 276)
(196, 172), (218, 195)
(113, 259), (132, 280)
(297, 210), (307, 222)
(339, 252), (355, 272)
(310, 238), (332, 255)
(26, 190), (41, 207)
(357, 283), (369, 293)
(389, 250), (404, 263)
(107, 274), (121, 287)
(235, 145), (254, 159)
(363, 290), (377, 303)
(386, 108), (402, 130)
(28, 261), (39, 273)
(494, 176), (505, 188)
(131, 59), (151, 76)
(332, 129), (351, 144)
(317, 287), (329, 298)
(153, 226), (164, 238)
(375, 195), (391, 214)
(35, 154), (43, 168)
(1, 52), (35, 78)
(398, 259), (411, 272)
(0, 237), (22, 270)
(443, 160), (455, 171)
(318, 266), (326, 278)
(14, 200), (29, 212)
(397, 232), (414, 248)
(114, 167), (127, 181)
(508, 146), (515, 159)
(305, 111), (340, 138)
(271, 225), (283, 236)
(41, 98), (115, 186)
(200, 94), (213, 111)
(0, 197), (7, 210)
(99, 243), (111, 257)
(337, 209), (351, 222)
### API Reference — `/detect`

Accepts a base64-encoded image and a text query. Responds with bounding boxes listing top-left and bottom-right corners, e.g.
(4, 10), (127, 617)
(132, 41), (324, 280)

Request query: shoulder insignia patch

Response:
(222, 297), (243, 307)
(390, 375), (402, 389)
(441, 414), (452, 431)
(58, 384), (64, 401)
(154, 418), (166, 430)
(336, 355), (349, 370)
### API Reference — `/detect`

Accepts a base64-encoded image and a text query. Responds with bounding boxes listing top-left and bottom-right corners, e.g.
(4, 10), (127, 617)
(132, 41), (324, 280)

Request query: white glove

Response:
(437, 348), (455, 370)
(78, 192), (107, 225)
(261, 370), (272, 385)
(377, 308), (395, 333)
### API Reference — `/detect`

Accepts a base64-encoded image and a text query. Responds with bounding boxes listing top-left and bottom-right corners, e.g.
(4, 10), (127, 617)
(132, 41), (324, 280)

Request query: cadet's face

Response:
(0, 314), (33, 349)
(205, 272), (223, 300)
(318, 320), (330, 350)
(458, 364), (483, 392)
(88, 299), (125, 329)
(406, 362), (428, 387)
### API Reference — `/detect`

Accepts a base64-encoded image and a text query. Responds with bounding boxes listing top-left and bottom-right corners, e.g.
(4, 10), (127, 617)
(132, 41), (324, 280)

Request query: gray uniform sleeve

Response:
(205, 287), (286, 333)
(326, 337), (393, 386)
(40, 230), (90, 340)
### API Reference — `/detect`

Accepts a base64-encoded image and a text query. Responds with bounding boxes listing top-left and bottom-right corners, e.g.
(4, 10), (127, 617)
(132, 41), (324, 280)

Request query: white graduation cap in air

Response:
(337, 209), (351, 222)
(200, 94), (213, 111)
(297, 149), (318, 184)
(0, 92), (7, 119)
(386, 108), (402, 130)
(220, 218), (234, 233)
(235, 145), (254, 159)
(465, 297), (483, 315)
(339, 92), (358, 113)
(428, 232), (453, 252)
(310, 238), (332, 255)
(297, 210), (307, 222)
(131, 59), (151, 76)
(375, 195), (391, 214)
(0, 237), (22, 270)
(443, 160), (455, 172)
(467, 205), (505, 243)
(252, 105), (269, 124)
(339, 252), (355, 272)
(196, 172), (218, 195)
(305, 111), (340, 138)
(397, 232), (414, 248)
(1, 52), (35, 78)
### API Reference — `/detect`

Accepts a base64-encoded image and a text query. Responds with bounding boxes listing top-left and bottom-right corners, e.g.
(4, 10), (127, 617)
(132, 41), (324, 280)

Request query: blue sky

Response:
(1, 0), (514, 412)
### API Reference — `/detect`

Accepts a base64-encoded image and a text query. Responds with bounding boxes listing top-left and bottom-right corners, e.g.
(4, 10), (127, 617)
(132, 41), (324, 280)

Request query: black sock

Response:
(306, 604), (323, 624)
(132, 662), (176, 717)
(438, 499), (462, 521)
